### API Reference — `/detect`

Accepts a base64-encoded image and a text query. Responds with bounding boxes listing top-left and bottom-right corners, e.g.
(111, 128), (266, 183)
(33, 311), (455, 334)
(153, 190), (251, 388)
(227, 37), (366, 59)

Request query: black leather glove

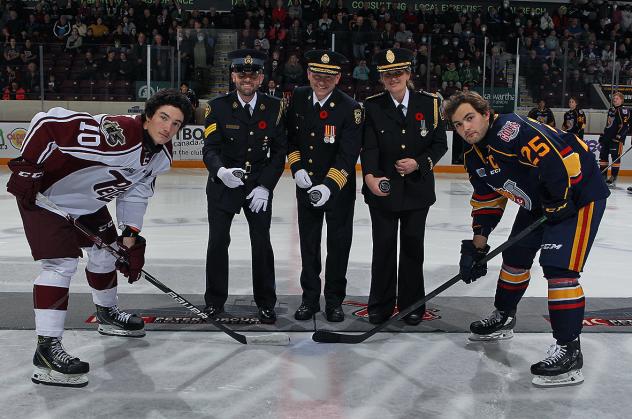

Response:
(115, 235), (146, 284)
(6, 157), (44, 210)
(459, 240), (490, 284)
(542, 199), (576, 224)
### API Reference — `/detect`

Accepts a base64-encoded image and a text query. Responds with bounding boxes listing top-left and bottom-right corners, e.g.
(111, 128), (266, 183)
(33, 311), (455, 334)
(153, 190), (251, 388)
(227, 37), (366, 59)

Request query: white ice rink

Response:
(0, 169), (631, 419)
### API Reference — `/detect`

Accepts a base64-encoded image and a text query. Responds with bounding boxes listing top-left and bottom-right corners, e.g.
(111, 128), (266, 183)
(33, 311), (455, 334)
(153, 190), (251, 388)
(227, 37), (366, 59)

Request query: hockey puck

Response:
(232, 169), (245, 179)
(378, 179), (391, 193)
(309, 190), (322, 204)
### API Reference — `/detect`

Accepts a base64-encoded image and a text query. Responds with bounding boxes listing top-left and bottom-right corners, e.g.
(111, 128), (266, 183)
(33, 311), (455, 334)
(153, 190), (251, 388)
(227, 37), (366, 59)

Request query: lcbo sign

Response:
(172, 125), (205, 160)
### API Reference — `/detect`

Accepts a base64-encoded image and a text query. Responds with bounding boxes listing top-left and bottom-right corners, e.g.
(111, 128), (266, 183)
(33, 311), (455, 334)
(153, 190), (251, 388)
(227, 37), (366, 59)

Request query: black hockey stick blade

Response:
(35, 193), (290, 346)
(312, 215), (547, 344)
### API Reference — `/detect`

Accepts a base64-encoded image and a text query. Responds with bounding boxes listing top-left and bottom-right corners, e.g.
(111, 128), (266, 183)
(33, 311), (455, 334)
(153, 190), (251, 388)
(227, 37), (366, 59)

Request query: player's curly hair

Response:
(442, 90), (491, 123)
(143, 88), (194, 129)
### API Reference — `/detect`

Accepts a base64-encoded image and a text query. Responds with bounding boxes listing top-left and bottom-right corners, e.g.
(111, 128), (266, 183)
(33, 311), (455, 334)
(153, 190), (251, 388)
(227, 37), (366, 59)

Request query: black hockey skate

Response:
(32, 336), (89, 388)
(531, 338), (584, 387)
(606, 176), (617, 188)
(469, 309), (516, 341)
(627, 186), (632, 194)
(96, 304), (145, 337)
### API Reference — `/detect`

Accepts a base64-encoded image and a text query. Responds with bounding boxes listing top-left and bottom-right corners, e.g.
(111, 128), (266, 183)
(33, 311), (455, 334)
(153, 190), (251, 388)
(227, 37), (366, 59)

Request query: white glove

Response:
(217, 167), (244, 188)
(307, 184), (331, 207)
(246, 186), (269, 213)
(294, 169), (313, 189)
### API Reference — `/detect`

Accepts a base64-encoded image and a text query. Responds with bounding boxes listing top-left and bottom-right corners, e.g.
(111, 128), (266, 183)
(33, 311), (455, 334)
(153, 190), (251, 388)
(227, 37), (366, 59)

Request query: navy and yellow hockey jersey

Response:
(463, 113), (610, 237)
(600, 105), (630, 143)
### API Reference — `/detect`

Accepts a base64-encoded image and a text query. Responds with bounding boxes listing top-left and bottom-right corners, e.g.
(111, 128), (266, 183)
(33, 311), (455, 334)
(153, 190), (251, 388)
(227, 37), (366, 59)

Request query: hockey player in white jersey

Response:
(5, 89), (193, 387)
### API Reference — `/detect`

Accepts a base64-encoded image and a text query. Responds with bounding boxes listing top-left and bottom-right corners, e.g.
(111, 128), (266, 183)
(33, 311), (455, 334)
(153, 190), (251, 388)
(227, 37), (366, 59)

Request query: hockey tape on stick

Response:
(312, 215), (547, 344)
(35, 193), (290, 346)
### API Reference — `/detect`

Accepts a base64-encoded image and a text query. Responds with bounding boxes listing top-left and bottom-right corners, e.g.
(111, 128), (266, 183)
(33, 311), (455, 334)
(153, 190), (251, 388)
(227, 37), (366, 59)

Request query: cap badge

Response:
(321, 53), (330, 63)
(244, 55), (253, 65)
(386, 50), (395, 63)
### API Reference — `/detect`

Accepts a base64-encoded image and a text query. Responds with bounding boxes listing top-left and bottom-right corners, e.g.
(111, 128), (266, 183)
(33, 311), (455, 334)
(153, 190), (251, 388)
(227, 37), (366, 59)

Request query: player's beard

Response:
(237, 81), (258, 98)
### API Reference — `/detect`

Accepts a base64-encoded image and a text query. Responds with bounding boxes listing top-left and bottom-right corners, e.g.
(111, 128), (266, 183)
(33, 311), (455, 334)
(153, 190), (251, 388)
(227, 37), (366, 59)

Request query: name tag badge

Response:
(226, 124), (240, 130)
(324, 125), (336, 144)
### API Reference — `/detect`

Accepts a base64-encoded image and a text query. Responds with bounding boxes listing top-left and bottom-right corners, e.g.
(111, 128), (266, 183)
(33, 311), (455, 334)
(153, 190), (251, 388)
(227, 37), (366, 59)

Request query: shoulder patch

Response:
(204, 104), (211, 119)
(498, 120), (521, 142)
(101, 119), (126, 147)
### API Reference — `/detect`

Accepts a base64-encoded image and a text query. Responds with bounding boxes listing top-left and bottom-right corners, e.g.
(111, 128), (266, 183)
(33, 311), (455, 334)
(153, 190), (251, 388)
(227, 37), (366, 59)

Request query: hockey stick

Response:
(601, 143), (632, 173)
(312, 215), (547, 344)
(35, 193), (290, 346)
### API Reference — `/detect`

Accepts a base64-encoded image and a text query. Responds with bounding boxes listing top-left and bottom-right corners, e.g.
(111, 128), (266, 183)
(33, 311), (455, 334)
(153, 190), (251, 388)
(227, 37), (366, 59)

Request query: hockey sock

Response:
(34, 273), (71, 338)
(86, 269), (118, 307)
(493, 264), (530, 312)
(547, 277), (585, 343)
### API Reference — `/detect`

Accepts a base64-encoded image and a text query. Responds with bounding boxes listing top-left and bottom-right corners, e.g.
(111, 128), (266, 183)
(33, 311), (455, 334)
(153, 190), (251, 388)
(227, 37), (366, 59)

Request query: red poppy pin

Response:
(415, 112), (424, 121)
(258, 120), (267, 129)
(319, 110), (328, 120)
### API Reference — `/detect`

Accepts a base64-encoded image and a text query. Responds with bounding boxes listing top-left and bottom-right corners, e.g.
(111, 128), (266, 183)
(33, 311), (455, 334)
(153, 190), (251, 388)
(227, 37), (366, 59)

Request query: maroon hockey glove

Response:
(542, 199), (576, 224)
(115, 235), (146, 283)
(6, 157), (44, 210)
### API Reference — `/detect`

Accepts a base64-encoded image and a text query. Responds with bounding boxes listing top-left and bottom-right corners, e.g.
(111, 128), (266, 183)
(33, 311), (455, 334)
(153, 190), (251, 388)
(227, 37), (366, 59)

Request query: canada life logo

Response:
(8, 128), (27, 150)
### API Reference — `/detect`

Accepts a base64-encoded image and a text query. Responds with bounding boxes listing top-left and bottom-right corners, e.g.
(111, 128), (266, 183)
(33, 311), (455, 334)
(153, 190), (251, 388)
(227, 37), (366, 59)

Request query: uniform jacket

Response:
(203, 91), (287, 213)
(464, 113), (610, 237)
(286, 86), (363, 207)
(562, 109), (586, 137)
(600, 105), (630, 143)
(20, 107), (170, 230)
(528, 107), (556, 127)
(361, 89), (448, 211)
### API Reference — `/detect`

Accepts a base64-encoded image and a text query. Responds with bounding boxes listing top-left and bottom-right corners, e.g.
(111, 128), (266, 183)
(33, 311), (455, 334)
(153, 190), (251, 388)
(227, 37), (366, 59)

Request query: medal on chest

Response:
(324, 124), (336, 143)
(415, 112), (428, 137)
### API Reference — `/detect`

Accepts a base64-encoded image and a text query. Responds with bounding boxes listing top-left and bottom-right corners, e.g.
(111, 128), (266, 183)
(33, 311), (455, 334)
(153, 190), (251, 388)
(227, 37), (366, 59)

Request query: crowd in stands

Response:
(1, 0), (631, 104)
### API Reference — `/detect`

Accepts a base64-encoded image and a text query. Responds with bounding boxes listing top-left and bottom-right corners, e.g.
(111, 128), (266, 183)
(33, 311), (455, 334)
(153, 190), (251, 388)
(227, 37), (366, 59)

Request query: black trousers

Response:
(297, 199), (355, 309)
(205, 200), (276, 309)
(367, 206), (429, 317)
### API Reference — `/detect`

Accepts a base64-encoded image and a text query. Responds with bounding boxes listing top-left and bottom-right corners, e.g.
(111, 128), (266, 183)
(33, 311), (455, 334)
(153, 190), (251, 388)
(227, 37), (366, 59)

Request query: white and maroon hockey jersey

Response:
(21, 107), (173, 230)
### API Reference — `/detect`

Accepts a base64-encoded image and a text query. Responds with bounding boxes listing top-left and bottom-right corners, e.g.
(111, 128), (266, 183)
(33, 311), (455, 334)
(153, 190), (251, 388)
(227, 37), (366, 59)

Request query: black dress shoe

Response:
(325, 305), (345, 322)
(203, 305), (224, 317)
(258, 307), (277, 324)
(403, 310), (425, 326)
(368, 313), (390, 325)
(294, 303), (319, 321)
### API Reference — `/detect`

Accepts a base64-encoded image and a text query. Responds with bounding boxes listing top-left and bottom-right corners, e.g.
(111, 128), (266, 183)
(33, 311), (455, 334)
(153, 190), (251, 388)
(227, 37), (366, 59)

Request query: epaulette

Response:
(419, 90), (441, 100)
(364, 91), (386, 101)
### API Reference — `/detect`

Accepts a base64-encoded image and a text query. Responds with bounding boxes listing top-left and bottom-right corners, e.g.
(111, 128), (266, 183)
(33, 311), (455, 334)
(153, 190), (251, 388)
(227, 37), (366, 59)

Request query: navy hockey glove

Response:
(116, 235), (146, 284)
(6, 157), (44, 210)
(459, 240), (490, 284)
(542, 199), (576, 224)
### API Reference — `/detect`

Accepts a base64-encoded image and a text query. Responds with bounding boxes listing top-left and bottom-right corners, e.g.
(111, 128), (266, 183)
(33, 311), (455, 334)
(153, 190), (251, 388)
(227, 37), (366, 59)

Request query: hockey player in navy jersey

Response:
(6, 89), (193, 387)
(599, 91), (630, 188)
(443, 91), (609, 387)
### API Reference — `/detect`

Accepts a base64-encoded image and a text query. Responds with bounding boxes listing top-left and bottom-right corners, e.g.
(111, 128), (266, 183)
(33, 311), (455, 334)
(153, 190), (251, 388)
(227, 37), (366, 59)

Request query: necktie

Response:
(245, 103), (252, 117)
(314, 102), (321, 113)
(397, 103), (406, 122)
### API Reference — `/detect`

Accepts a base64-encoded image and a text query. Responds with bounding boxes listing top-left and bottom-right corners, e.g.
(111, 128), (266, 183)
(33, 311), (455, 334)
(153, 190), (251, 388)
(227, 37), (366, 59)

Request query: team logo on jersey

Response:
(493, 180), (532, 210)
(101, 120), (126, 147)
(476, 168), (487, 177)
(93, 170), (133, 202)
(606, 116), (613, 128)
(498, 121), (520, 142)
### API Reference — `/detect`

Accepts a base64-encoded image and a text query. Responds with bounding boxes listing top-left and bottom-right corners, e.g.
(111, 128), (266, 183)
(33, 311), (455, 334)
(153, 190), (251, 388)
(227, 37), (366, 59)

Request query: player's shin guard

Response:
(547, 277), (584, 344)
(494, 265), (531, 311)
(32, 336), (89, 388)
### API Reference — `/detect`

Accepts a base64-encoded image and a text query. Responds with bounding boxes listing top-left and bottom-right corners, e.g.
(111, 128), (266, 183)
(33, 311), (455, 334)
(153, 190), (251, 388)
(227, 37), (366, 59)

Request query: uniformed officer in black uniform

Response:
(599, 91), (630, 187)
(362, 48), (448, 325)
(202, 49), (287, 324)
(287, 49), (363, 322)
(528, 99), (556, 127)
(562, 96), (586, 139)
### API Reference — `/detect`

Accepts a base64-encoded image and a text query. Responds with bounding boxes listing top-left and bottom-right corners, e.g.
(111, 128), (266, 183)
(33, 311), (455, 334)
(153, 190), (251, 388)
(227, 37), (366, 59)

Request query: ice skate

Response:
(96, 304), (145, 337)
(606, 176), (617, 188)
(468, 309), (516, 341)
(531, 338), (584, 388)
(32, 336), (89, 388)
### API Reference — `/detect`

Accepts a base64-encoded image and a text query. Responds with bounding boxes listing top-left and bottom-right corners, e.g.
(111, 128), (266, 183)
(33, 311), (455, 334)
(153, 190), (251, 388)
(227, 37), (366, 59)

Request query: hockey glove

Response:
(542, 199), (576, 224)
(115, 235), (146, 284)
(459, 240), (490, 284)
(6, 157), (44, 210)
(246, 186), (269, 213)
